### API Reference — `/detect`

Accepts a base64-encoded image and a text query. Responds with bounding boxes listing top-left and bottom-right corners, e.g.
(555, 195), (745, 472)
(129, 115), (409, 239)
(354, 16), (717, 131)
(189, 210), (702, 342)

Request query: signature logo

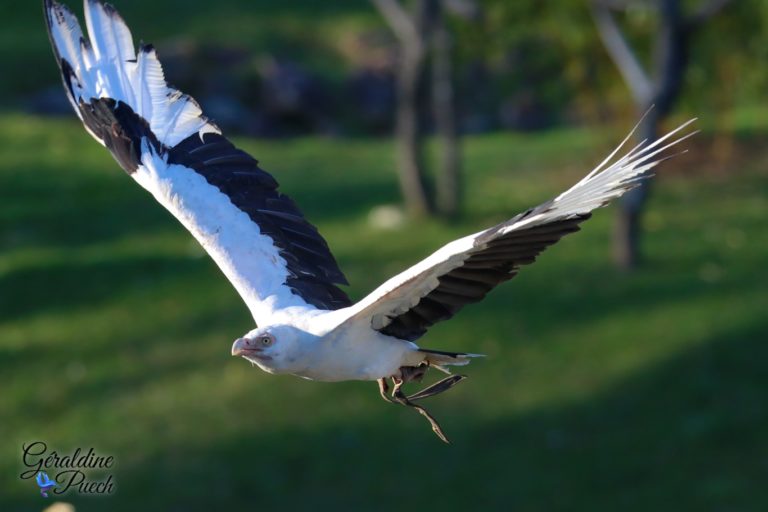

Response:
(21, 442), (115, 497)
(35, 471), (58, 497)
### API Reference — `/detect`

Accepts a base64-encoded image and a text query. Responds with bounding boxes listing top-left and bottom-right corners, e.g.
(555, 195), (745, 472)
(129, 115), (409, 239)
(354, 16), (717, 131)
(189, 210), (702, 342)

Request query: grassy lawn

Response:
(1, 114), (767, 511)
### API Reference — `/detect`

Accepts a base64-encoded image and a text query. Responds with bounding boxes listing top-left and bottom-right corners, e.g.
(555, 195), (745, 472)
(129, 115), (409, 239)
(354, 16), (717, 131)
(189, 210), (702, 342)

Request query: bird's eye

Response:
(260, 336), (272, 346)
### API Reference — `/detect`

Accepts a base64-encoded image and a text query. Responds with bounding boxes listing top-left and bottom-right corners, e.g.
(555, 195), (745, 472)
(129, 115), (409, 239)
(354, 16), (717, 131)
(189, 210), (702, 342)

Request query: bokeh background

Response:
(1, 1), (767, 510)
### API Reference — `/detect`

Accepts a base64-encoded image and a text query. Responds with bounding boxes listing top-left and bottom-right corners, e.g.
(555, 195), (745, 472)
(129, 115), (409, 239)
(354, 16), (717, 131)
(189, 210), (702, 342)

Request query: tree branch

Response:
(592, 0), (639, 10)
(688, 0), (733, 27)
(590, 3), (653, 106)
(372, 0), (424, 53)
(444, 0), (482, 20)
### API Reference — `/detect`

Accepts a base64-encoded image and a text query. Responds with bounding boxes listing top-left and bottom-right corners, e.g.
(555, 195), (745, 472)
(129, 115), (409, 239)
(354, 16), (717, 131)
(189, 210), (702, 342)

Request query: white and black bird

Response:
(45, 0), (694, 442)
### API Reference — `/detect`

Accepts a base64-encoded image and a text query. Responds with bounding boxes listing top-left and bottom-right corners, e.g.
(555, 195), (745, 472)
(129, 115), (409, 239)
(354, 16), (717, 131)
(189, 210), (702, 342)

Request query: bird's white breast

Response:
(293, 318), (423, 382)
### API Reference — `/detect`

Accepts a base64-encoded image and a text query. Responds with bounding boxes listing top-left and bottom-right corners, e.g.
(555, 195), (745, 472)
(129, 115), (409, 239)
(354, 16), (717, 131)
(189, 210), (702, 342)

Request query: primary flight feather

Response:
(44, 0), (694, 442)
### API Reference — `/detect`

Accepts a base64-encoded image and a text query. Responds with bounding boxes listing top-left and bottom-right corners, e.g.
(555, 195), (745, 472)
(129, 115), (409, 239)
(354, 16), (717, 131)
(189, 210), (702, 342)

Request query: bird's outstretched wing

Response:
(343, 120), (695, 341)
(44, 0), (350, 323)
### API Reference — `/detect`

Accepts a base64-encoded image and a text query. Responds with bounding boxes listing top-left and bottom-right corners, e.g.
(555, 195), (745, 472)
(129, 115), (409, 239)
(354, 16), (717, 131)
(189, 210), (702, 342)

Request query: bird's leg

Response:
(375, 364), (466, 442)
(399, 363), (428, 383)
(377, 378), (395, 404)
(390, 377), (451, 444)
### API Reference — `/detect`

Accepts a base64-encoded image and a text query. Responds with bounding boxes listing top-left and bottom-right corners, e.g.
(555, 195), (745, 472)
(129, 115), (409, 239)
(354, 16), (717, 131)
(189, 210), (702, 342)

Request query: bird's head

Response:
(231, 325), (308, 374)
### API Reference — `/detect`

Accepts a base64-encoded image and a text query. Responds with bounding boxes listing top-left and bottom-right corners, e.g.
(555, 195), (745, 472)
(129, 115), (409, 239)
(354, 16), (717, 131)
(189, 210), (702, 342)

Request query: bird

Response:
(44, 0), (694, 443)
(36, 471), (58, 498)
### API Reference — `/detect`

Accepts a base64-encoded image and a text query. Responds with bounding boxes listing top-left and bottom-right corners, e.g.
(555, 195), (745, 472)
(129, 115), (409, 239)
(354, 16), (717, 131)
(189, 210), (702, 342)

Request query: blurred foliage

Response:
(1, 0), (766, 132)
(0, 0), (376, 106)
(455, 0), (768, 125)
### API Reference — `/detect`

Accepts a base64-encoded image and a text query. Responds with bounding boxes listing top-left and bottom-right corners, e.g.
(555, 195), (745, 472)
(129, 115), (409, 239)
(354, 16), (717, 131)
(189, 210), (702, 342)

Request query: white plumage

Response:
(133, 142), (309, 324)
(47, 0), (218, 146)
(45, 0), (695, 442)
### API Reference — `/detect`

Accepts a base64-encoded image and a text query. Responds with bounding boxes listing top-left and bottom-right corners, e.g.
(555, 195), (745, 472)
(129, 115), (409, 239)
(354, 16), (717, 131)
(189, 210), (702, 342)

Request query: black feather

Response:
(377, 213), (591, 340)
(169, 132), (351, 310)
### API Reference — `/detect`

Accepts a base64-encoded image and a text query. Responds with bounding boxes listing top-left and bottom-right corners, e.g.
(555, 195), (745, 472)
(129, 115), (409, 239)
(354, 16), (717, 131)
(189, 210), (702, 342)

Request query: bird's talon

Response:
(388, 376), (452, 443)
(377, 378), (395, 404)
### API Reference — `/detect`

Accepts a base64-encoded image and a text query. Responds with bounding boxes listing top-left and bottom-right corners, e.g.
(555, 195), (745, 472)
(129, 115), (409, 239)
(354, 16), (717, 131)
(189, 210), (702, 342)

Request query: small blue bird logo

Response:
(35, 471), (58, 498)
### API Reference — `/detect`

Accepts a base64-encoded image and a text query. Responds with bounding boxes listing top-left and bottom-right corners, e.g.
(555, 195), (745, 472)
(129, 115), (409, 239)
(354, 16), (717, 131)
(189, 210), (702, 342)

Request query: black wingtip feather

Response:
(168, 132), (351, 309)
(377, 212), (593, 341)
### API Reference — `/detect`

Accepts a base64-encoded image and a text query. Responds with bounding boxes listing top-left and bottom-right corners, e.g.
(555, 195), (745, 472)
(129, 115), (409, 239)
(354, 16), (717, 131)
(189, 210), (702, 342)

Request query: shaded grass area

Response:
(1, 114), (767, 511)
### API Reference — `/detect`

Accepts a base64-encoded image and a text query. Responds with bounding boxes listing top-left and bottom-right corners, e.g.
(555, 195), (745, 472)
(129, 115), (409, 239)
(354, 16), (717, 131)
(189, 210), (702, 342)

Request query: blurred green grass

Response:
(1, 114), (767, 511)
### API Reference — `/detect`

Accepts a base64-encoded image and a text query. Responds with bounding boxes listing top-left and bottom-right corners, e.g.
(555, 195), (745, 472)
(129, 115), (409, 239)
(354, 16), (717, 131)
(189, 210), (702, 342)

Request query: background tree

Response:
(432, 0), (481, 218)
(591, 0), (733, 269)
(372, 0), (478, 219)
(372, 0), (433, 218)
(431, 0), (459, 218)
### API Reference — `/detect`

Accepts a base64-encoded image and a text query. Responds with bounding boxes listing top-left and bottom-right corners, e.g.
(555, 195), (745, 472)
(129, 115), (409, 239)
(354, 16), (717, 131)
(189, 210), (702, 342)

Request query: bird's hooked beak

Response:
(231, 337), (265, 358)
